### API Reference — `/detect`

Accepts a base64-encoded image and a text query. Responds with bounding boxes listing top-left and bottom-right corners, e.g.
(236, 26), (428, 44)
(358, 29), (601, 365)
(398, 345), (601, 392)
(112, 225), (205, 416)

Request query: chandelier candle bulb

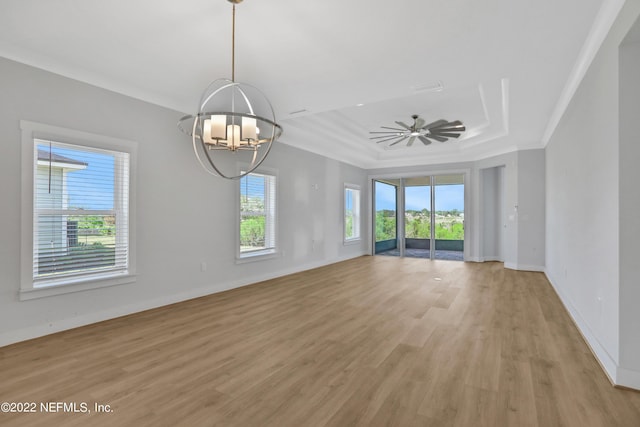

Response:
(242, 117), (257, 142)
(203, 119), (213, 144)
(211, 115), (227, 140)
(226, 124), (242, 149)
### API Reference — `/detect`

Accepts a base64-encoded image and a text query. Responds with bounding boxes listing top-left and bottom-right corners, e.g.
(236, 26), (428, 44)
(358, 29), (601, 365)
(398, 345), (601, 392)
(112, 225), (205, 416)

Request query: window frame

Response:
(344, 183), (361, 244)
(236, 166), (279, 263)
(20, 120), (137, 300)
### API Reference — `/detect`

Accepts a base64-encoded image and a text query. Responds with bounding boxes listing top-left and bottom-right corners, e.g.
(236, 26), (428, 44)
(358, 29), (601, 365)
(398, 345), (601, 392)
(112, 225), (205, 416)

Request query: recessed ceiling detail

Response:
(279, 79), (509, 168)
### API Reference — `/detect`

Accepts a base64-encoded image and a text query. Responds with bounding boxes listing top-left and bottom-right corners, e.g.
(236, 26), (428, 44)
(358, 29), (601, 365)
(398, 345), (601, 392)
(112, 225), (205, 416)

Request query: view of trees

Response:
(345, 213), (353, 238)
(240, 195), (266, 249)
(240, 216), (266, 248)
(376, 210), (397, 241)
(68, 215), (115, 236)
(376, 209), (464, 241)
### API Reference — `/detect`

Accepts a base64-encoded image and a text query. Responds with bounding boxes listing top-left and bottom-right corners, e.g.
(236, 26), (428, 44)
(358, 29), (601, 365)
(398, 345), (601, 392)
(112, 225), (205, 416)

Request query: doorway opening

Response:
(374, 174), (465, 261)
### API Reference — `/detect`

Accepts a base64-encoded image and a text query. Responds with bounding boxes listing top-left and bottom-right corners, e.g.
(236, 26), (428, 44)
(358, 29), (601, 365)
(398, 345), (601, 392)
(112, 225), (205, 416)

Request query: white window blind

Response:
(344, 185), (361, 241)
(239, 172), (276, 257)
(33, 139), (130, 286)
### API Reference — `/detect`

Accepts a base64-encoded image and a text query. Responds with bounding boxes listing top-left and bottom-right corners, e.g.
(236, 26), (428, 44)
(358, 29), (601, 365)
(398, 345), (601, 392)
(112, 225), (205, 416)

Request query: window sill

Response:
(20, 272), (136, 301)
(236, 250), (279, 264)
(343, 238), (362, 246)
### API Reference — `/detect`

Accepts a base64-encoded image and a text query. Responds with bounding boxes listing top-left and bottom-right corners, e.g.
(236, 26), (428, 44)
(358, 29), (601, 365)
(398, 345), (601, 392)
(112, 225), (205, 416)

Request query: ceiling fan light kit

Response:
(370, 114), (465, 148)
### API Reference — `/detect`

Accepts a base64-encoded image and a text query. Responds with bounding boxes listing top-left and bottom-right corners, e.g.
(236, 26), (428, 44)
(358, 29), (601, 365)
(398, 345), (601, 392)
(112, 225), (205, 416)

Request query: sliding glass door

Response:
(374, 174), (464, 260)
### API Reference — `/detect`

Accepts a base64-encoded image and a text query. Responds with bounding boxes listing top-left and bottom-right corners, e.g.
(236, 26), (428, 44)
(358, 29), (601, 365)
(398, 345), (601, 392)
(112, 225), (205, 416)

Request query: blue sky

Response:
(376, 181), (464, 212)
(240, 174), (265, 199)
(40, 144), (115, 210)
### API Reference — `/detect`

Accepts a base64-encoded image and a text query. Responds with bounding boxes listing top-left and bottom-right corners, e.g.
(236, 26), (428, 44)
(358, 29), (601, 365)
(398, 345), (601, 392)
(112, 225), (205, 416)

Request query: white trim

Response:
(617, 368), (640, 391)
(504, 262), (545, 272)
(343, 183), (361, 243)
(235, 250), (279, 264)
(544, 269), (619, 386)
(542, 0), (626, 145)
(19, 273), (136, 301)
(20, 120), (137, 298)
(236, 165), (279, 262)
(470, 256), (503, 263)
(0, 252), (367, 348)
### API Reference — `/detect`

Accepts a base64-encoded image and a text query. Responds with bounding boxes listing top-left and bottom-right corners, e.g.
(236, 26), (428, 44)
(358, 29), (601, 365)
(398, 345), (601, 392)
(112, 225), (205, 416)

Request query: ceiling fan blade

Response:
(424, 134), (448, 142)
(370, 131), (403, 135)
(370, 134), (402, 140)
(415, 118), (425, 128)
(430, 132), (461, 138)
(381, 126), (408, 131)
(423, 119), (448, 129)
(430, 122), (463, 128)
(389, 136), (409, 146)
(418, 136), (432, 145)
(407, 136), (416, 147)
(395, 121), (411, 130)
(375, 135), (404, 144)
(429, 126), (466, 133)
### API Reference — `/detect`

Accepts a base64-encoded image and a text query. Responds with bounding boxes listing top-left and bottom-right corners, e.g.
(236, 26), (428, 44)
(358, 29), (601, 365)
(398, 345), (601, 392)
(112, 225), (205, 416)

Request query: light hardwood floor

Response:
(1, 256), (639, 426)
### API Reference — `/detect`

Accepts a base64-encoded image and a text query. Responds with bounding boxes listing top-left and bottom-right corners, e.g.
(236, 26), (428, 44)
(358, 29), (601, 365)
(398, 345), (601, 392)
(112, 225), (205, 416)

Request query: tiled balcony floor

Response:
(376, 248), (464, 261)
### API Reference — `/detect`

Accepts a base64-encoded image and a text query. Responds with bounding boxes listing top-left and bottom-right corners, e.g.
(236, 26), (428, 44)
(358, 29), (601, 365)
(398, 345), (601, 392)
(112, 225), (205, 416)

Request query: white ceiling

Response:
(0, 0), (615, 169)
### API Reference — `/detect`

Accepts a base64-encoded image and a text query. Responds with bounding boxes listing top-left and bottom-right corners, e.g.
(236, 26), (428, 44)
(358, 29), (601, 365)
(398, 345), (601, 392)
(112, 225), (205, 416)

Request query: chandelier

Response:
(178, 0), (282, 179)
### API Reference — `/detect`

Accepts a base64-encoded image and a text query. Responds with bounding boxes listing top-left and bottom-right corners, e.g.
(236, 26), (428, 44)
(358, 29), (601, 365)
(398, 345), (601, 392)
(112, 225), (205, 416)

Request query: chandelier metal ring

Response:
(177, 0), (282, 180)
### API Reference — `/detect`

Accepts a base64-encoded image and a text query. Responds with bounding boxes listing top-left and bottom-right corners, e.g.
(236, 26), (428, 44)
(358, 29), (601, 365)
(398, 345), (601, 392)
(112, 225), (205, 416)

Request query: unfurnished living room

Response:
(1, 1), (640, 426)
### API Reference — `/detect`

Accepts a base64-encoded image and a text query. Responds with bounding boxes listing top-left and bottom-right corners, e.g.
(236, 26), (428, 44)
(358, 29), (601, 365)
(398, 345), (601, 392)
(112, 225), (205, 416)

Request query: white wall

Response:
(545, 0), (640, 389)
(619, 18), (640, 384)
(0, 57), (369, 346)
(516, 149), (545, 270)
(481, 166), (504, 261)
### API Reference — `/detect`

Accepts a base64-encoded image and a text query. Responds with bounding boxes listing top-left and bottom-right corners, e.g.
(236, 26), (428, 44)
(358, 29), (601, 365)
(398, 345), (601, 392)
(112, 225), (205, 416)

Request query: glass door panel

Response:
(433, 174), (464, 260)
(374, 180), (399, 255)
(404, 177), (431, 259)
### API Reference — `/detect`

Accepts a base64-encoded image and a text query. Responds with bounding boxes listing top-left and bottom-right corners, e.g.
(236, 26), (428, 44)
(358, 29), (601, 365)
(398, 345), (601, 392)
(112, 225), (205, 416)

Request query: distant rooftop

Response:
(37, 148), (87, 167)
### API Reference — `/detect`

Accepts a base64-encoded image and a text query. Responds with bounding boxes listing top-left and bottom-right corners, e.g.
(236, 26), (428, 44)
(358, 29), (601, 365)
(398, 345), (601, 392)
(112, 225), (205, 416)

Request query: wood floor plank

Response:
(1, 256), (639, 426)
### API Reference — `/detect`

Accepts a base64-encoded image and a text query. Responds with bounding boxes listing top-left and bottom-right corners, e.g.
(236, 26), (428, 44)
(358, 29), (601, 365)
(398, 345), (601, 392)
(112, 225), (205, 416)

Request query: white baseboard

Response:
(0, 252), (366, 348)
(505, 262), (545, 272)
(617, 367), (640, 391)
(544, 269), (619, 386)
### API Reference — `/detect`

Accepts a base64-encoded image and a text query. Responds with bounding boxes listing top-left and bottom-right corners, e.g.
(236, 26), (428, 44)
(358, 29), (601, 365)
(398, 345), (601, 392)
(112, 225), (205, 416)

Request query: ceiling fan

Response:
(370, 114), (465, 147)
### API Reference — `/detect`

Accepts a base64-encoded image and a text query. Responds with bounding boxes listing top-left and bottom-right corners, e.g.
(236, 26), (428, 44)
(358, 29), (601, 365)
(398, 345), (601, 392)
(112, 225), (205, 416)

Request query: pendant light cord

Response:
(231, 3), (236, 82)
(48, 141), (52, 194)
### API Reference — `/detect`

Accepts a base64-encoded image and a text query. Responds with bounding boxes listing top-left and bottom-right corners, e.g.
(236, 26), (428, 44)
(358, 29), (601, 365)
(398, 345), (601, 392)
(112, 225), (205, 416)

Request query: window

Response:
(21, 121), (136, 299)
(344, 184), (361, 242)
(239, 170), (277, 259)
